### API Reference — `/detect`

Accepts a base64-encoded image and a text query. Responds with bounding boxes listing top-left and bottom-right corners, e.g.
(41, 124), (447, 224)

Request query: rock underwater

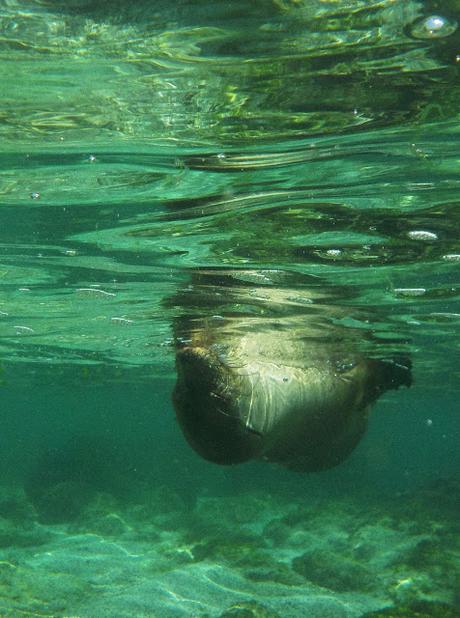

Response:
(171, 269), (412, 472)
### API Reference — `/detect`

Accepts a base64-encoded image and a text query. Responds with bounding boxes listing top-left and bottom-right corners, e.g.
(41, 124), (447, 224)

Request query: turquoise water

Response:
(0, 1), (459, 616)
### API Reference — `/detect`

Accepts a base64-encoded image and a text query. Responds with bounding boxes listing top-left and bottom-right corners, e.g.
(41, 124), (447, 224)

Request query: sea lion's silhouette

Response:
(172, 270), (411, 471)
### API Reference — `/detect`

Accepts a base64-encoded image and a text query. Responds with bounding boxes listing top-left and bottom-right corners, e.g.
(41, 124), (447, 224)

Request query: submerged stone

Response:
(28, 480), (95, 524)
(291, 548), (373, 591)
(220, 601), (280, 618)
(0, 488), (35, 523)
(362, 600), (459, 617)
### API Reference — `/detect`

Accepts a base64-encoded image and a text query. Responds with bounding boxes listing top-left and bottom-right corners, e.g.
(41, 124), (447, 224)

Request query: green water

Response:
(0, 1), (459, 616)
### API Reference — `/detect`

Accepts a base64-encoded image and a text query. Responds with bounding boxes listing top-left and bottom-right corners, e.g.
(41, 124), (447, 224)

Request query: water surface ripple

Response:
(0, 0), (458, 388)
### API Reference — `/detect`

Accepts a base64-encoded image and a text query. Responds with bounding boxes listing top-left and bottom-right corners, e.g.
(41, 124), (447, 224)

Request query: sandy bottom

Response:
(0, 479), (458, 618)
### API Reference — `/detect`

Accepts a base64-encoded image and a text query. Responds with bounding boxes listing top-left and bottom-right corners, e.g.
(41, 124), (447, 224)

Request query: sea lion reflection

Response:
(172, 272), (411, 472)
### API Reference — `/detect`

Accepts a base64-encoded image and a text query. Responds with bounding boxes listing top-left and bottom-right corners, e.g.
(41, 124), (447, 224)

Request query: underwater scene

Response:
(0, 0), (459, 616)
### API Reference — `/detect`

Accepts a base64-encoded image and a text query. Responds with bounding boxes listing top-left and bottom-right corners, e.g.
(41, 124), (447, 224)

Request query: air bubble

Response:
(14, 325), (34, 334)
(394, 288), (426, 297)
(409, 14), (457, 40)
(407, 230), (438, 241)
(111, 317), (134, 325)
(442, 253), (460, 262)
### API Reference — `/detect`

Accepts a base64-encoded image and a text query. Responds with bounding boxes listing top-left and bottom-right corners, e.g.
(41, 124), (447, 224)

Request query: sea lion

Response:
(172, 270), (411, 472)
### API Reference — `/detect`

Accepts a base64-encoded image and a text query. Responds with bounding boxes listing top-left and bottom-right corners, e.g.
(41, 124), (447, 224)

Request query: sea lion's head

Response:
(172, 319), (411, 472)
(171, 271), (412, 472)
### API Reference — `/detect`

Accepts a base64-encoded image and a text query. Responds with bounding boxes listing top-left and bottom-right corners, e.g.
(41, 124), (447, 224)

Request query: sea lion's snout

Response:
(173, 347), (262, 465)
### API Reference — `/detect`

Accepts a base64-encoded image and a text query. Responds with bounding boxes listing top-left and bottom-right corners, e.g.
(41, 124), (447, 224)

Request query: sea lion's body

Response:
(172, 272), (411, 471)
